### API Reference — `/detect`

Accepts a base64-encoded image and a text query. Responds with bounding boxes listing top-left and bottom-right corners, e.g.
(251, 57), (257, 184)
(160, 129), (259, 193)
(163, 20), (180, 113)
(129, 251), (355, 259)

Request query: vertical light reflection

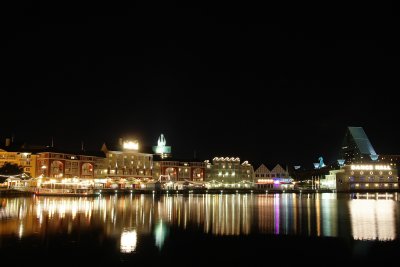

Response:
(120, 229), (137, 253)
(293, 194), (297, 235)
(349, 199), (395, 241)
(316, 194), (321, 236)
(154, 220), (167, 250)
(307, 195), (311, 235)
(274, 194), (280, 234)
(321, 193), (337, 237)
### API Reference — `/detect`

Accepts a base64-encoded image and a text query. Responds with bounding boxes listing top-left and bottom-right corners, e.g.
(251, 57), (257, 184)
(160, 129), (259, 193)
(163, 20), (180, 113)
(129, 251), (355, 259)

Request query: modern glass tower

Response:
(340, 127), (378, 164)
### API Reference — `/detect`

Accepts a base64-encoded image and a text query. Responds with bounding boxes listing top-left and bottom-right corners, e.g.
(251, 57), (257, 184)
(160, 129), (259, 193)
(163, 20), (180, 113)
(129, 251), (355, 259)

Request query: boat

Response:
(33, 187), (100, 197)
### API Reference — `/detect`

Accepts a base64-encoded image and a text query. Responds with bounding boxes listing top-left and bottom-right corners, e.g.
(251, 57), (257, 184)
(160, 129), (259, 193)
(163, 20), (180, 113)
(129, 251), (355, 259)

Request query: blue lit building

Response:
(341, 127), (378, 164)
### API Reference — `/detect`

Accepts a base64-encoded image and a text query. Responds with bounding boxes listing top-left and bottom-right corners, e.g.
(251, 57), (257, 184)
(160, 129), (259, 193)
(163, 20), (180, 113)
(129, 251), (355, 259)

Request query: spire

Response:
(81, 141), (85, 151)
(158, 133), (166, 146)
(51, 137), (54, 148)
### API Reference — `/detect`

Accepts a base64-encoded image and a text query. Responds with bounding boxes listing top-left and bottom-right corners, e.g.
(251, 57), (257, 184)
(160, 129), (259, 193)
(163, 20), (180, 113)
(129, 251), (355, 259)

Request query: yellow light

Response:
(123, 141), (139, 150)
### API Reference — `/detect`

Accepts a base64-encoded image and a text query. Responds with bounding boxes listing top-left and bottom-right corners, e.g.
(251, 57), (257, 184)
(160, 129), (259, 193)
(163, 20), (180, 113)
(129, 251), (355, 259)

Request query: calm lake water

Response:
(1, 193), (399, 265)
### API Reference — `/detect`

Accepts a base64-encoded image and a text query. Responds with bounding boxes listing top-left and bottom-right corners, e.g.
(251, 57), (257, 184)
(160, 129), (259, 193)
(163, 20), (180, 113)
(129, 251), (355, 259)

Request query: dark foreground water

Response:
(1, 193), (399, 266)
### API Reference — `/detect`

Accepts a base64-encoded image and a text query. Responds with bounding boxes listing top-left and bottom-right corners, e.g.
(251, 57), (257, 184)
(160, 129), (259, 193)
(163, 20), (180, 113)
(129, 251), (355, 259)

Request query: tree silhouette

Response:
(0, 162), (23, 175)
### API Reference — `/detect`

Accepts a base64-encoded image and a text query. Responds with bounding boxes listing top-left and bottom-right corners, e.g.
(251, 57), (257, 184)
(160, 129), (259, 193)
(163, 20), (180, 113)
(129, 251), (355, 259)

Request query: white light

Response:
(123, 141), (139, 150)
(120, 229), (137, 253)
(351, 165), (391, 171)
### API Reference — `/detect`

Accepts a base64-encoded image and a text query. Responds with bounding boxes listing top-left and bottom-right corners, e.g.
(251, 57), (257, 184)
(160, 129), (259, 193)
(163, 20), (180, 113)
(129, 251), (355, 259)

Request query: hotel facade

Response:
(321, 163), (398, 191)
(205, 157), (255, 187)
(254, 164), (293, 189)
(94, 138), (153, 181)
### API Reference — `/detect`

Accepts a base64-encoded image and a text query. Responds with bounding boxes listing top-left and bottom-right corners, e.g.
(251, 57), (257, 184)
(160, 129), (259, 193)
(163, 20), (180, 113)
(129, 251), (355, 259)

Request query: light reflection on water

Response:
(0, 193), (399, 252)
(349, 200), (396, 241)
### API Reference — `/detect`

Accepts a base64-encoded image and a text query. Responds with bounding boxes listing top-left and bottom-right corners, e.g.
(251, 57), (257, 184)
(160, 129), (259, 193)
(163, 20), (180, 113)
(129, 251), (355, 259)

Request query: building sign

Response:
(350, 165), (391, 171)
(123, 141), (139, 150)
(257, 179), (273, 184)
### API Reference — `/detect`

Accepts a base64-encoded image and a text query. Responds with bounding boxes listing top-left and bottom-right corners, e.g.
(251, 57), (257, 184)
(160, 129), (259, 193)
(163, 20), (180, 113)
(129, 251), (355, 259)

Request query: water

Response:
(1, 193), (399, 266)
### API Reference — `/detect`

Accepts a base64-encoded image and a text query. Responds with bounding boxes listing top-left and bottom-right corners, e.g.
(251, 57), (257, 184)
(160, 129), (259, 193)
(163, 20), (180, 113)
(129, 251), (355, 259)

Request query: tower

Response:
(340, 127), (377, 164)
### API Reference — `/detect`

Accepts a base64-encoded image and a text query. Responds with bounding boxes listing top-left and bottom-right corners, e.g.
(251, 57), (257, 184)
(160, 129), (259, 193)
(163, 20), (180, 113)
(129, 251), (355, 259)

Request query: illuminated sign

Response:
(350, 165), (391, 171)
(257, 179), (273, 184)
(123, 141), (139, 150)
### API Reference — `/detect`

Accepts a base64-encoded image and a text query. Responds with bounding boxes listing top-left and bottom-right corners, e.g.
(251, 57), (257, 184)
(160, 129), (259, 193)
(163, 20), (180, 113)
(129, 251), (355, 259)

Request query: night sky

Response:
(2, 1), (398, 168)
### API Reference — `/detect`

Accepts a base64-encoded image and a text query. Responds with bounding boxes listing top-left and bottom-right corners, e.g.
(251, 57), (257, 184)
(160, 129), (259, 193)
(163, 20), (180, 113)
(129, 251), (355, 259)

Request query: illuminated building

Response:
(36, 151), (103, 179)
(321, 163), (399, 191)
(340, 127), (378, 164)
(95, 138), (153, 181)
(151, 134), (205, 182)
(0, 150), (37, 178)
(379, 154), (400, 173)
(0, 138), (37, 177)
(152, 134), (171, 159)
(152, 157), (205, 182)
(205, 157), (255, 187)
(255, 164), (292, 189)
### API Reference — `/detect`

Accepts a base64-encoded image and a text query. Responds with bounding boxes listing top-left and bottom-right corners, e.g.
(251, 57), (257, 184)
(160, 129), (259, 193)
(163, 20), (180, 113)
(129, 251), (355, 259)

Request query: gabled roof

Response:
(348, 127), (377, 155)
(271, 164), (286, 172)
(255, 164), (270, 173)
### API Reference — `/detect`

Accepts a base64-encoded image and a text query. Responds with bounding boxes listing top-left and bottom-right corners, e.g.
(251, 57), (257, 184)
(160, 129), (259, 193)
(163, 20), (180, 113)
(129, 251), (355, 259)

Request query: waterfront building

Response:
(36, 150), (104, 179)
(95, 138), (153, 181)
(151, 133), (205, 189)
(340, 127), (378, 164)
(0, 150), (37, 178)
(152, 157), (206, 182)
(152, 134), (171, 159)
(205, 157), (255, 188)
(0, 138), (38, 178)
(255, 164), (293, 189)
(379, 154), (400, 171)
(320, 163), (398, 191)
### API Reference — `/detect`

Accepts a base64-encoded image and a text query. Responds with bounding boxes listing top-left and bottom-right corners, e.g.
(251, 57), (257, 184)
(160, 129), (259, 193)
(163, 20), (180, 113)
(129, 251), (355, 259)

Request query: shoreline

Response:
(1, 187), (399, 196)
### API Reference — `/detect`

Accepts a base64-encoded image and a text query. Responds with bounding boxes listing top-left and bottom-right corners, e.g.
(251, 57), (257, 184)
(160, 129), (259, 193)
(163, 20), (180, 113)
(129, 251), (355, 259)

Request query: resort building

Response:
(0, 150), (37, 178)
(152, 134), (171, 159)
(254, 164), (293, 189)
(35, 150), (103, 179)
(205, 157), (255, 188)
(0, 138), (38, 178)
(340, 126), (378, 164)
(152, 157), (206, 182)
(95, 138), (153, 181)
(320, 163), (398, 191)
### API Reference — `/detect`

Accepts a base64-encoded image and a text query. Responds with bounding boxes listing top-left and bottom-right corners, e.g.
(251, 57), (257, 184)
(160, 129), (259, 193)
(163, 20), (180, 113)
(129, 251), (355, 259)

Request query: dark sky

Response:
(2, 1), (398, 168)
